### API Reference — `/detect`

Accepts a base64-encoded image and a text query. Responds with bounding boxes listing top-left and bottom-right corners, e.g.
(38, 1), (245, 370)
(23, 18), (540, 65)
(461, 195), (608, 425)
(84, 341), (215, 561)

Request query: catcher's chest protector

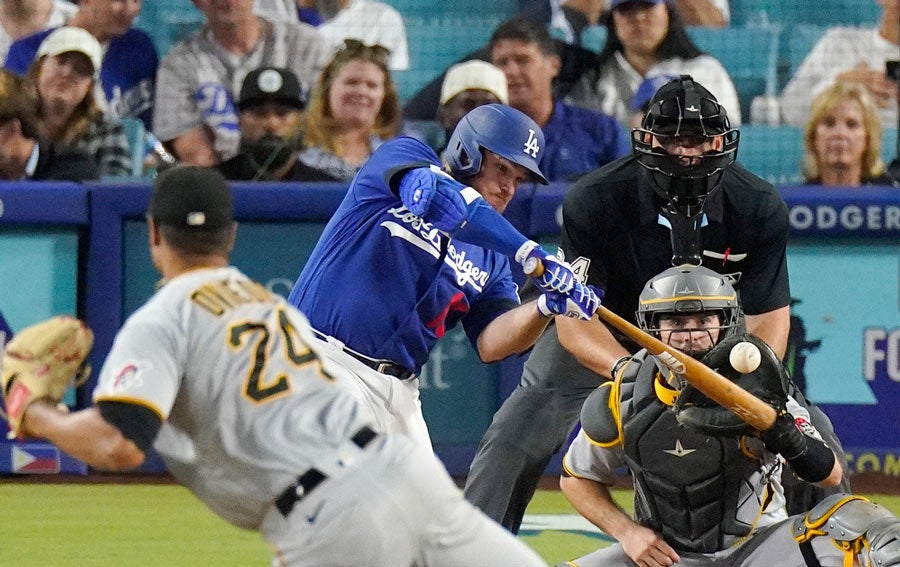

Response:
(619, 363), (771, 553)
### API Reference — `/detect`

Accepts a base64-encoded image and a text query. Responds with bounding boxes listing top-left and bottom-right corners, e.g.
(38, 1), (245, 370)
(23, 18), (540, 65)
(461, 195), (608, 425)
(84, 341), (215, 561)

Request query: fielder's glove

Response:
(515, 241), (575, 294)
(674, 333), (790, 437)
(537, 283), (603, 320)
(1, 316), (93, 439)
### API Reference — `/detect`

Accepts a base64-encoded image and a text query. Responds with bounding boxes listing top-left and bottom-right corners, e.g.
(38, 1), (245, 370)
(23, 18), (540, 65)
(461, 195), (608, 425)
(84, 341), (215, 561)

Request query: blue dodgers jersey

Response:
(288, 137), (520, 374)
(540, 100), (630, 182)
(6, 28), (158, 129)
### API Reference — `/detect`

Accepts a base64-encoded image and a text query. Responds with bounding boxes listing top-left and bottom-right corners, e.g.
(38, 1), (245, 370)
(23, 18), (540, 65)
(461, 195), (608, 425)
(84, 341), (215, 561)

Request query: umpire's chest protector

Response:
(619, 361), (770, 553)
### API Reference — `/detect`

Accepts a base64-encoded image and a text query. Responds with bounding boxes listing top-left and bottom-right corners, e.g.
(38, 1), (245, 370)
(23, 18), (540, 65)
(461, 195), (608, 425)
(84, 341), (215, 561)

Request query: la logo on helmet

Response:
(523, 129), (540, 158)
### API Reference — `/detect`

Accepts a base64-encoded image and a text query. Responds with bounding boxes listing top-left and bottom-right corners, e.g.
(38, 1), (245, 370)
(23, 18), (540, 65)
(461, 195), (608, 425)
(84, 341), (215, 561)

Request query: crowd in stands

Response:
(0, 0), (896, 184)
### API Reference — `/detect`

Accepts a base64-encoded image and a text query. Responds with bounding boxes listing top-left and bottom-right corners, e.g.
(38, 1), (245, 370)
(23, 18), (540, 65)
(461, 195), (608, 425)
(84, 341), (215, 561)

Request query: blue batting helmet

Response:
(445, 104), (548, 184)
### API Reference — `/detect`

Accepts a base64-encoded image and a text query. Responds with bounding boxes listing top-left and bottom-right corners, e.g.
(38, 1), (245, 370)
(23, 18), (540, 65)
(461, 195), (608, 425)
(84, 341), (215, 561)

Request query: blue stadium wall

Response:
(0, 180), (898, 479)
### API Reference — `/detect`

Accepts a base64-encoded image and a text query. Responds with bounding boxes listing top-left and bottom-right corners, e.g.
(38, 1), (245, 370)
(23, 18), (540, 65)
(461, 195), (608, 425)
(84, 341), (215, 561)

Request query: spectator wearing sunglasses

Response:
(298, 39), (401, 180)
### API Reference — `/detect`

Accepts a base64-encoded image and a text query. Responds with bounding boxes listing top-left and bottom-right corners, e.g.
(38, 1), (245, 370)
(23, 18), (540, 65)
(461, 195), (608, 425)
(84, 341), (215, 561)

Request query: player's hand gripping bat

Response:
(525, 261), (776, 431)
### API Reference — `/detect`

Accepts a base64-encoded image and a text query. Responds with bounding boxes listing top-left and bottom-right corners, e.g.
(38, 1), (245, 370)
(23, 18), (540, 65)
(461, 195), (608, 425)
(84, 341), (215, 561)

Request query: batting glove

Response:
(536, 282), (603, 320)
(398, 166), (471, 232)
(515, 241), (575, 294)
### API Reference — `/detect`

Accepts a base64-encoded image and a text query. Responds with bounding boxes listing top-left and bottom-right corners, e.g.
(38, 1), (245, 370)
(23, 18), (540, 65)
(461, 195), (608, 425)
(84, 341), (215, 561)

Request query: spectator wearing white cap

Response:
(26, 26), (132, 178)
(438, 60), (509, 143)
(0, 0), (78, 62)
(0, 68), (97, 180)
(5, 0), (158, 130)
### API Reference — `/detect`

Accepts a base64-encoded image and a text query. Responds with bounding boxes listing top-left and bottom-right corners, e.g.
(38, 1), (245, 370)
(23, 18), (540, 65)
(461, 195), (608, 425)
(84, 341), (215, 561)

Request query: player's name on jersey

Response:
(191, 278), (274, 316)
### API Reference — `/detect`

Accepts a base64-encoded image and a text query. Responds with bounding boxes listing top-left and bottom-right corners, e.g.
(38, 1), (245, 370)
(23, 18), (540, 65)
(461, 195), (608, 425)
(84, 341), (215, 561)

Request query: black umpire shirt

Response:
(559, 156), (791, 328)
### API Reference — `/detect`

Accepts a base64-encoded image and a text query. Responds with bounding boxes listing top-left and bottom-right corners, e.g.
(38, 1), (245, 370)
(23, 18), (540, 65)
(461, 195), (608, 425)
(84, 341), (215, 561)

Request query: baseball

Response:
(729, 341), (761, 373)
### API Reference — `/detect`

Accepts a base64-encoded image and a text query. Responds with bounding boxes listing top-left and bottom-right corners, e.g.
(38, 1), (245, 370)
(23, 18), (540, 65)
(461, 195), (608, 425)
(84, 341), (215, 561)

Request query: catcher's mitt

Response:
(674, 333), (790, 437)
(1, 316), (93, 439)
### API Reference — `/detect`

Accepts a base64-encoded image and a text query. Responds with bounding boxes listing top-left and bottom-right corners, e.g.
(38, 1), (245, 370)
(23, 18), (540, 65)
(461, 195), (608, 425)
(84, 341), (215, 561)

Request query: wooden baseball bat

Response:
(595, 306), (776, 431)
(524, 258), (776, 430)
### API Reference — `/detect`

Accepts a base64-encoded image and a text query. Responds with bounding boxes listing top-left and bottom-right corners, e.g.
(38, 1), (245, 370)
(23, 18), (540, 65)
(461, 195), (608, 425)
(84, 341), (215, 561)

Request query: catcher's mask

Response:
(632, 75), (739, 218)
(636, 264), (739, 360)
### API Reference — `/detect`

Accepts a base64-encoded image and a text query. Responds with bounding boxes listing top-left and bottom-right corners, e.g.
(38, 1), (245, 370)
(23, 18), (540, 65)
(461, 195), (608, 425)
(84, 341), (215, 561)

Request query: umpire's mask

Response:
(632, 75), (739, 218)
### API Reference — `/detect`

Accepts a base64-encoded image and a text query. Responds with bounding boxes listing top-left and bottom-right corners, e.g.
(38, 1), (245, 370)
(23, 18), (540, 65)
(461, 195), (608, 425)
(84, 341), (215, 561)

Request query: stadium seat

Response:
(135, 0), (204, 58)
(736, 124), (805, 184)
(687, 25), (780, 121)
(791, 0), (882, 27)
(119, 117), (146, 178)
(731, 0), (882, 27)
(882, 128), (898, 166)
(728, 0), (785, 27)
(397, 15), (504, 103)
(778, 24), (827, 91)
(382, 0), (518, 19)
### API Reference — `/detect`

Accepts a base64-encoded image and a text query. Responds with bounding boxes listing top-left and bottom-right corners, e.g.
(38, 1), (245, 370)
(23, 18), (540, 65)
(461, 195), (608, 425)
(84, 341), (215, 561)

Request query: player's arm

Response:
(20, 403), (147, 471)
(169, 126), (217, 166)
(560, 474), (681, 564)
(396, 165), (576, 293)
(815, 451), (845, 488)
(673, 0), (726, 27)
(759, 395), (843, 488)
(476, 283), (602, 362)
(475, 301), (552, 362)
(746, 306), (790, 359)
(397, 165), (528, 252)
(556, 316), (631, 380)
(760, 410), (843, 488)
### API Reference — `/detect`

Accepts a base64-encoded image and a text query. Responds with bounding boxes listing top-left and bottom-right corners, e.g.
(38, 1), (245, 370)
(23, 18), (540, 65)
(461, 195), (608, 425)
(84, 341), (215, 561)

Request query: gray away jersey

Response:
(93, 266), (373, 529)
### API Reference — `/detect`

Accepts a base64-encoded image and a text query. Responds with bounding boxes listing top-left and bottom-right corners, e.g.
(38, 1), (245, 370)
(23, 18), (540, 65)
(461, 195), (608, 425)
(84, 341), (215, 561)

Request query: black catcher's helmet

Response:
(632, 75), (739, 218)
(637, 264), (740, 356)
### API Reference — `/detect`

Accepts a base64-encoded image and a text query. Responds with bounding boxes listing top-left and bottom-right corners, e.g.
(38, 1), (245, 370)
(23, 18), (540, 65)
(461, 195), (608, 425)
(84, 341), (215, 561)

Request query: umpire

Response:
(463, 75), (851, 532)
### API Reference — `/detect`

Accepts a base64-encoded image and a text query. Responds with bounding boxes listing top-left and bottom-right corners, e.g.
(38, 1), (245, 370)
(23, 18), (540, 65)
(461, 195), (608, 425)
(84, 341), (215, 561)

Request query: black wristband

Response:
(762, 413), (836, 483)
(785, 435), (836, 483)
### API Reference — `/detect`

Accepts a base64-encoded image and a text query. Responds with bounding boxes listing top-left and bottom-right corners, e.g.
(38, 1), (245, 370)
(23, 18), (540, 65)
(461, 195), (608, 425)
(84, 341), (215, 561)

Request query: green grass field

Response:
(1, 483), (898, 566)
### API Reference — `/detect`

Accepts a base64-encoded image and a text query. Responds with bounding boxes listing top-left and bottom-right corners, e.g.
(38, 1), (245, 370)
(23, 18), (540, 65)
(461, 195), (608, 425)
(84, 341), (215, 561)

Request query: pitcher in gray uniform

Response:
(556, 264), (847, 567)
(14, 166), (548, 567)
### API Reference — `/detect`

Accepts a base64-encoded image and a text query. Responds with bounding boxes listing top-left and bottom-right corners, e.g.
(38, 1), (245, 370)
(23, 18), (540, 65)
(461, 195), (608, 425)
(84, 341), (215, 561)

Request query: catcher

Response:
(1, 316), (93, 439)
(555, 264), (855, 567)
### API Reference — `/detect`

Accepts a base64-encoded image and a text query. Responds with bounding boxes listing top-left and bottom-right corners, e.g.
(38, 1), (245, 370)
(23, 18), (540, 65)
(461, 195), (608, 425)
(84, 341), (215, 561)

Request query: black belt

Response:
(311, 329), (415, 381)
(275, 426), (378, 517)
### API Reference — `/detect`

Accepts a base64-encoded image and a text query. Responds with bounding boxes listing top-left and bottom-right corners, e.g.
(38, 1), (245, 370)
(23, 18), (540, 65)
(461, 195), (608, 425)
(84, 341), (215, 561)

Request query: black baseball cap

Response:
(237, 67), (306, 112)
(149, 166), (234, 229)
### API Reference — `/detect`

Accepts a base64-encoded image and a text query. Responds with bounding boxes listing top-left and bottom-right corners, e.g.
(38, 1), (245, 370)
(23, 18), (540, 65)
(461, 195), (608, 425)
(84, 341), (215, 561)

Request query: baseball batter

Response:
(288, 104), (601, 447)
(8, 166), (549, 567)
(555, 265), (846, 567)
